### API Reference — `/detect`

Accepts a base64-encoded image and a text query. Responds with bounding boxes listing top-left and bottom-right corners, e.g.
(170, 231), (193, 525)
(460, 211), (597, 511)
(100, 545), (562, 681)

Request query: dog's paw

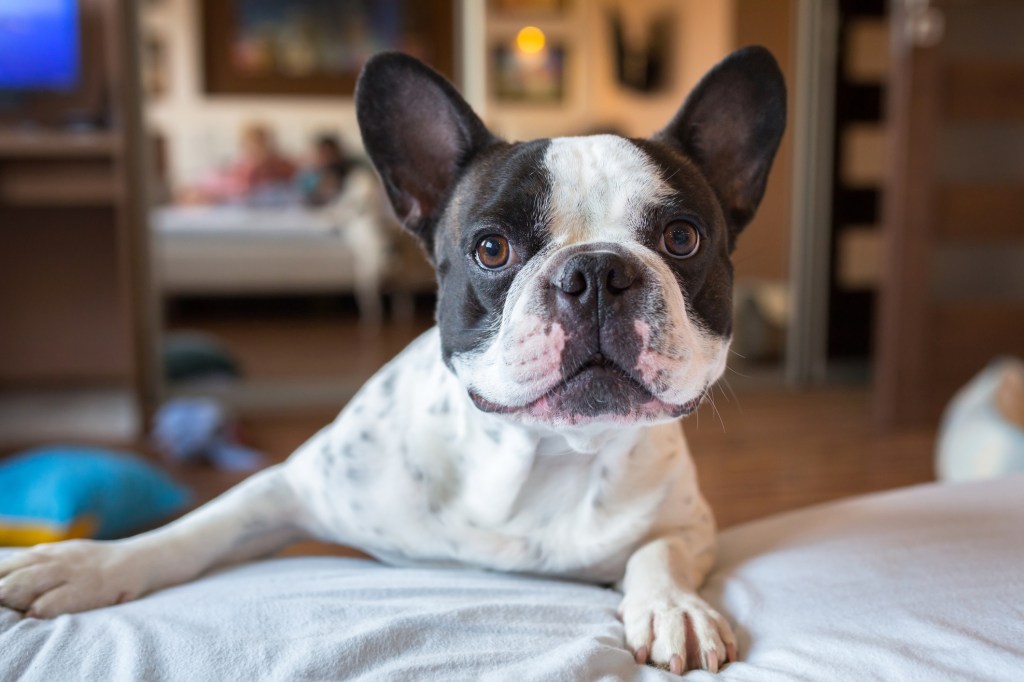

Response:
(0, 540), (144, 618)
(619, 587), (737, 674)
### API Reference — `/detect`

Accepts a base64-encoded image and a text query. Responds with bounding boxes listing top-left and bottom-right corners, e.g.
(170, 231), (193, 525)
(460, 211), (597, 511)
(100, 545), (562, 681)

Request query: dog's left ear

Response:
(356, 52), (499, 259)
(655, 45), (786, 236)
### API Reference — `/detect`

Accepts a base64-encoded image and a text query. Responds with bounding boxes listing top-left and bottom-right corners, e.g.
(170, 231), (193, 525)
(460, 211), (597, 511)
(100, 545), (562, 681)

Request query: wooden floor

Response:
(164, 299), (938, 553)
(683, 385), (935, 527)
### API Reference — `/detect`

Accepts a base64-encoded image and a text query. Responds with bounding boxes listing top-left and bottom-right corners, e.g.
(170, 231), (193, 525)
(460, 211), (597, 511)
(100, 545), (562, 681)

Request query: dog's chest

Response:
(289, 330), (689, 582)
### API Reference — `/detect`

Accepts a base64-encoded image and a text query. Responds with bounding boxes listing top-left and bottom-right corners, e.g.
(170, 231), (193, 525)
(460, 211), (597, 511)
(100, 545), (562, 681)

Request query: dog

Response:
(0, 46), (785, 674)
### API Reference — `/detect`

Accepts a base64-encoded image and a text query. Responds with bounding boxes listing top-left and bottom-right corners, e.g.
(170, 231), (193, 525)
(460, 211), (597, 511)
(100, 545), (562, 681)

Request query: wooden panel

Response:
(0, 208), (130, 385)
(931, 302), (1024, 402)
(943, 61), (1024, 121)
(0, 160), (119, 205)
(874, 0), (943, 429)
(0, 131), (120, 159)
(936, 184), (1024, 240)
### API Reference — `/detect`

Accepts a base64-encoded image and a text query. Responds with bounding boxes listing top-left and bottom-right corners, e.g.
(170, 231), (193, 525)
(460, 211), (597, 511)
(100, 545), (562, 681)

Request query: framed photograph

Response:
(201, 0), (454, 96)
(492, 44), (565, 103)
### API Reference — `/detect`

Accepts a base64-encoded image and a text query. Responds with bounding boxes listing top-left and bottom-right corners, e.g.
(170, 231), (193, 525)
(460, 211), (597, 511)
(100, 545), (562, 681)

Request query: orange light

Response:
(516, 26), (546, 55)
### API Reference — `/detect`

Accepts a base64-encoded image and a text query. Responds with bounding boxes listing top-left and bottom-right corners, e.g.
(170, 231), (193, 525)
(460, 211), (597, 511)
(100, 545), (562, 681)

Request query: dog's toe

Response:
(620, 588), (736, 674)
(0, 562), (65, 613)
(0, 540), (144, 617)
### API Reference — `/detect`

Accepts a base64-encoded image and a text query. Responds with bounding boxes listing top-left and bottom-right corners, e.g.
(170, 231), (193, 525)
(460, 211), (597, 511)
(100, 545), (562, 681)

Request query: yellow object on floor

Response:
(0, 515), (97, 547)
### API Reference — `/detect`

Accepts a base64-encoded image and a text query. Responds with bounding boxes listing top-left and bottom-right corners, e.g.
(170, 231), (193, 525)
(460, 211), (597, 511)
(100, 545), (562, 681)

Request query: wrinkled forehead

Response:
(450, 135), (681, 248)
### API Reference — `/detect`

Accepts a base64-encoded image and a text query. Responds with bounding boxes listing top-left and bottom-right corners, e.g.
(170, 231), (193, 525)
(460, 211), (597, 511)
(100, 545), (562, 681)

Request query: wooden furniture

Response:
(875, 0), (1024, 428)
(0, 0), (155, 448)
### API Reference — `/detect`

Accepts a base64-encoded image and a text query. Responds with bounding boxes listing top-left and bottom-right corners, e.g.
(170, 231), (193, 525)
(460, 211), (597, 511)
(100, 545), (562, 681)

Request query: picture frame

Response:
(491, 43), (566, 103)
(201, 0), (454, 96)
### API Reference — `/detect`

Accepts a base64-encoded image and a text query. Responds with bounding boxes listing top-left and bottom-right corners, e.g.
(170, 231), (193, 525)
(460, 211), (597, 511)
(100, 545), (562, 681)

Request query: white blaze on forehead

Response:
(544, 135), (673, 245)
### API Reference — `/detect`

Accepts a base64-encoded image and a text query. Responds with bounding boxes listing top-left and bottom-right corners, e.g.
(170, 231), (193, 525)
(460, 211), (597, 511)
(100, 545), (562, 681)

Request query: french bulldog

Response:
(0, 46), (785, 674)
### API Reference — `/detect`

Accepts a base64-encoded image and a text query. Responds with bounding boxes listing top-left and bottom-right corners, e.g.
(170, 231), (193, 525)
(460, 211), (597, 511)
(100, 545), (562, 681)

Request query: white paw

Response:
(619, 588), (737, 674)
(0, 540), (145, 618)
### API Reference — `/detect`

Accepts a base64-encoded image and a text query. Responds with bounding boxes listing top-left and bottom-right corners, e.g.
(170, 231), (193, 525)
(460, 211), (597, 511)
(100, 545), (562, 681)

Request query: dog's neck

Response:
(457, 418), (655, 529)
(445, 370), (660, 527)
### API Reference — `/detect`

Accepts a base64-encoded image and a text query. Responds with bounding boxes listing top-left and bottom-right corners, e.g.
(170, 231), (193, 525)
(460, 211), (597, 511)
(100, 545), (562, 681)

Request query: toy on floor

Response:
(937, 357), (1024, 482)
(0, 446), (191, 546)
(163, 332), (242, 384)
(153, 398), (265, 472)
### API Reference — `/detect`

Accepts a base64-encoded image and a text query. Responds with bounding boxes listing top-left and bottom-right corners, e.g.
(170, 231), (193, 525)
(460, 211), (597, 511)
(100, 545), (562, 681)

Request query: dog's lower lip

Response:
(469, 361), (702, 418)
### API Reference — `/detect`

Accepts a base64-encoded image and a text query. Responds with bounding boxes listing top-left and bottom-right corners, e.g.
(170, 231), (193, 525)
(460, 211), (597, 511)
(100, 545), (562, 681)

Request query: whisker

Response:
(718, 377), (742, 413)
(704, 386), (726, 432)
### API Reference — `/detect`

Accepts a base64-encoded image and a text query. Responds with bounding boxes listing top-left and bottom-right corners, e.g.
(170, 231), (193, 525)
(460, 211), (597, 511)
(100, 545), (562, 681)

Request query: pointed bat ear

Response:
(654, 45), (787, 236)
(356, 52), (499, 258)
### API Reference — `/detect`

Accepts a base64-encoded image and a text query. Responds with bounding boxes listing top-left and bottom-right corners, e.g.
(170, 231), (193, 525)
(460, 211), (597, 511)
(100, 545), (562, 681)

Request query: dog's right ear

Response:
(356, 52), (498, 258)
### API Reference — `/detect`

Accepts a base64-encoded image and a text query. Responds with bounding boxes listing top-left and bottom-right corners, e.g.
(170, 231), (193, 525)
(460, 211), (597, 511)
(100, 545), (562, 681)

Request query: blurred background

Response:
(1, 0), (1022, 541)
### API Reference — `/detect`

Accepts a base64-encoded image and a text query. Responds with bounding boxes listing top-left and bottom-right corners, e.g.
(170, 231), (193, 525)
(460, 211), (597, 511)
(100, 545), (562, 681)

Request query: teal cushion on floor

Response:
(0, 446), (191, 545)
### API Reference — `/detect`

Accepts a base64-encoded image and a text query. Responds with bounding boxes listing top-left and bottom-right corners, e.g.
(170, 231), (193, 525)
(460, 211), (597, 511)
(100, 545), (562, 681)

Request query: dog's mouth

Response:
(469, 353), (701, 424)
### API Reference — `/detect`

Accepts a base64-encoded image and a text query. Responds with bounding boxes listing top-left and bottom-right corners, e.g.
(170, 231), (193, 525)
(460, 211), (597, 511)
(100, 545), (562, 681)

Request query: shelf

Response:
(0, 156), (120, 206)
(0, 130), (121, 159)
(0, 182), (120, 206)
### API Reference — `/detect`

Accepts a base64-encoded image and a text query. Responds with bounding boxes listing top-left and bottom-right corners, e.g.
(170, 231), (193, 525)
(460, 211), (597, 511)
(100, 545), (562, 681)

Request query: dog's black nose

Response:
(556, 251), (638, 298)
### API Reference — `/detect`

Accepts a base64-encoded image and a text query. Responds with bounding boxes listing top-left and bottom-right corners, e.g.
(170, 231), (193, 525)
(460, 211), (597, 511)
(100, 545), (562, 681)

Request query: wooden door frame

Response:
(873, 0), (942, 428)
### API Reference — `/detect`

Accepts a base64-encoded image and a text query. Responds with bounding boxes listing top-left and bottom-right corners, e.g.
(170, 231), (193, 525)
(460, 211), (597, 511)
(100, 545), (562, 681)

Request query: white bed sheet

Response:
(3, 476), (1023, 681)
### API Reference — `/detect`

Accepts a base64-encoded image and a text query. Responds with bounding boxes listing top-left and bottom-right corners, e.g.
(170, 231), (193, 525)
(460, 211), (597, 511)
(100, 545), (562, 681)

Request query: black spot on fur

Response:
(380, 371), (397, 396)
(429, 396), (451, 416)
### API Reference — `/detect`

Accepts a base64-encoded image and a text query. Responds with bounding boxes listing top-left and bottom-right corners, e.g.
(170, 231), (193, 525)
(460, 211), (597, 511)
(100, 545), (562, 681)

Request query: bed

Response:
(3, 476), (1023, 680)
(152, 169), (435, 325)
(153, 205), (365, 297)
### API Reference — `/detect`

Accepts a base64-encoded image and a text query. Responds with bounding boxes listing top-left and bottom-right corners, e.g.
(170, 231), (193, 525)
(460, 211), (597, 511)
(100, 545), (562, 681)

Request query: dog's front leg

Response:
(618, 521), (737, 674)
(0, 465), (307, 618)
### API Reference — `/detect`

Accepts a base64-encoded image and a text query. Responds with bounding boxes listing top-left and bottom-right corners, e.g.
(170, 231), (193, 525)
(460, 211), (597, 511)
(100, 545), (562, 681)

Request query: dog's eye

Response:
(661, 221), (700, 259)
(475, 235), (512, 270)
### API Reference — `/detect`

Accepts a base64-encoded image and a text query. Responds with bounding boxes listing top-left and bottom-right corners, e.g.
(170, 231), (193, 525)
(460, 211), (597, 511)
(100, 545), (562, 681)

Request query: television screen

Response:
(0, 0), (80, 91)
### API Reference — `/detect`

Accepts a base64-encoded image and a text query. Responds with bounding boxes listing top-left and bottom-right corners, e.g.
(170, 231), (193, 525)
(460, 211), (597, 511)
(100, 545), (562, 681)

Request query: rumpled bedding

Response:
(3, 476), (1023, 681)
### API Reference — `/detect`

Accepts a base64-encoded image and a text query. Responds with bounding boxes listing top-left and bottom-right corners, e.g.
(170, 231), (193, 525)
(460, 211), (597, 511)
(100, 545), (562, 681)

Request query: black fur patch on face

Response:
(433, 139), (553, 368)
(627, 137), (736, 338)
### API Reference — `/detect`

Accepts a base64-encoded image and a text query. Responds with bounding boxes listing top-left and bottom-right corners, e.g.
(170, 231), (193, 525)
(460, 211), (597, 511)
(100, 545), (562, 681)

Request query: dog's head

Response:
(356, 47), (785, 429)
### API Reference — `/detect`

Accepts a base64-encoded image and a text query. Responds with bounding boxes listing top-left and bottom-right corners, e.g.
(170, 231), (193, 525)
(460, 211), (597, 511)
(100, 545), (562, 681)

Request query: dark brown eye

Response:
(475, 235), (511, 270)
(661, 221), (700, 259)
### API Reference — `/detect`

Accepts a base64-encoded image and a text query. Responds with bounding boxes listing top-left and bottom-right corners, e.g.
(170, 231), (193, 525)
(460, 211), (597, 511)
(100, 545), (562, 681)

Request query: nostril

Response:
(606, 265), (636, 294)
(559, 268), (588, 296)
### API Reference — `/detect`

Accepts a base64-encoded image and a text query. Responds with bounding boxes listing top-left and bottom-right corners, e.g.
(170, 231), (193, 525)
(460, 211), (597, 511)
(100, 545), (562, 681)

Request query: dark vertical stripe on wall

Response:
(827, 0), (887, 361)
